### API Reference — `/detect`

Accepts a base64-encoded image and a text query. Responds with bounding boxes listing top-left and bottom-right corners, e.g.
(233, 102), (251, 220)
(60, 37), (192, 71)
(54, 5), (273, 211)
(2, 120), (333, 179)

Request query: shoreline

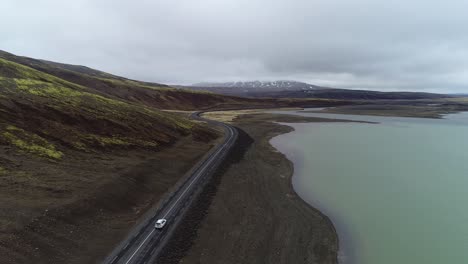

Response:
(269, 123), (341, 264)
(267, 110), (468, 264)
(178, 112), (342, 263)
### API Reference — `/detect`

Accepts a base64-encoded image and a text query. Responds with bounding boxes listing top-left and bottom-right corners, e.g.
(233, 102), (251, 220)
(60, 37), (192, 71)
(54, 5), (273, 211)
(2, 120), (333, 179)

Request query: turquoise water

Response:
(270, 111), (468, 264)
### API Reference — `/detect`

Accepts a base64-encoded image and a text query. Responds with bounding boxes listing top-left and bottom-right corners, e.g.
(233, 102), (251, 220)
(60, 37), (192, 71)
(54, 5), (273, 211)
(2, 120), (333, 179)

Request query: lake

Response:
(270, 110), (468, 264)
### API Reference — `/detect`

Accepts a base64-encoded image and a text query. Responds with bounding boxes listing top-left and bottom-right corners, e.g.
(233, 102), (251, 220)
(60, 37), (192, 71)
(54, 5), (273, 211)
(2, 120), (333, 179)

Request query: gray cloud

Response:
(2, 0), (468, 92)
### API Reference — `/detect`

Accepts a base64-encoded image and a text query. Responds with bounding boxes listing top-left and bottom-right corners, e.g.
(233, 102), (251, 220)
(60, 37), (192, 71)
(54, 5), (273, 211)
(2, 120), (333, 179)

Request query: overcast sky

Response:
(2, 0), (468, 92)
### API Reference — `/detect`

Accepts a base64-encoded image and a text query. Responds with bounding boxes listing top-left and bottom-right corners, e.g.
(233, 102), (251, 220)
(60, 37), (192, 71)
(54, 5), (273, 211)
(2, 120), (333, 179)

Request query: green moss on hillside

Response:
(0, 166), (6, 175)
(0, 58), (86, 91)
(96, 77), (174, 91)
(0, 57), (209, 158)
(1, 125), (63, 159)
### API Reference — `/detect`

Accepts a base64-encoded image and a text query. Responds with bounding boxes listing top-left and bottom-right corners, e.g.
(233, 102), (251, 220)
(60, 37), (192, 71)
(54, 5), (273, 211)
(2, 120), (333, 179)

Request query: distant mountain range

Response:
(192, 80), (327, 93)
(188, 81), (452, 100)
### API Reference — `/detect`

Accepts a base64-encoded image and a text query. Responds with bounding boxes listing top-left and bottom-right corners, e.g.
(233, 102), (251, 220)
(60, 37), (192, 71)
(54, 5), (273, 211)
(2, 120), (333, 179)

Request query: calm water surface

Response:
(270, 110), (468, 264)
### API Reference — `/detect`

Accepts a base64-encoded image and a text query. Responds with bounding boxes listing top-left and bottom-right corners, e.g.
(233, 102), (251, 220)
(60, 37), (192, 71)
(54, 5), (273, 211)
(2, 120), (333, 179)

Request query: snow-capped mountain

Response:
(183, 80), (448, 100)
(192, 80), (326, 92)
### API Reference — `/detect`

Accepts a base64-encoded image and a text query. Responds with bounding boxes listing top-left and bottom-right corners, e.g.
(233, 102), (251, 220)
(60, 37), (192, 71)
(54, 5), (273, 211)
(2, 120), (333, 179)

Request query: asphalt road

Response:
(102, 112), (238, 264)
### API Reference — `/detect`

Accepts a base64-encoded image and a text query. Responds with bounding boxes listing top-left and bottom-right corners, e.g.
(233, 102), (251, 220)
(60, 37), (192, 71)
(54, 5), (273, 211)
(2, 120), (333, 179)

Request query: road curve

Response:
(102, 111), (238, 264)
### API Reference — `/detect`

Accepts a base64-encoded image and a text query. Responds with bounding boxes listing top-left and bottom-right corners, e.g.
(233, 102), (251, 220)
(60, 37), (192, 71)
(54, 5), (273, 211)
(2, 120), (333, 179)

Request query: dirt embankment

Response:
(161, 112), (340, 264)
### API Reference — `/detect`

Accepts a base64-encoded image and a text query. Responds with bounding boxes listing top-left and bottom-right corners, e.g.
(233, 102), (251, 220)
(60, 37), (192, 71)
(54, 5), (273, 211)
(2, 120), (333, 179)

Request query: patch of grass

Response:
(15, 79), (83, 100)
(65, 134), (159, 151)
(0, 58), (86, 91)
(1, 125), (63, 159)
(86, 135), (159, 148)
(96, 77), (175, 91)
(89, 135), (131, 147)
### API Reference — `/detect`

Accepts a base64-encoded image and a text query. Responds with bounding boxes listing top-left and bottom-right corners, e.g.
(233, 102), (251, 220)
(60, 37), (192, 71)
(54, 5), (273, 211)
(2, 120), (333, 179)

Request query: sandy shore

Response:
(162, 112), (342, 264)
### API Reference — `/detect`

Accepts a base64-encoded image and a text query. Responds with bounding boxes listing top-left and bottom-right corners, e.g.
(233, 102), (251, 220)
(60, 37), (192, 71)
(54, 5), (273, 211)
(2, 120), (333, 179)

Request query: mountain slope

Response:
(0, 50), (260, 110)
(0, 54), (222, 263)
(0, 57), (210, 154)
